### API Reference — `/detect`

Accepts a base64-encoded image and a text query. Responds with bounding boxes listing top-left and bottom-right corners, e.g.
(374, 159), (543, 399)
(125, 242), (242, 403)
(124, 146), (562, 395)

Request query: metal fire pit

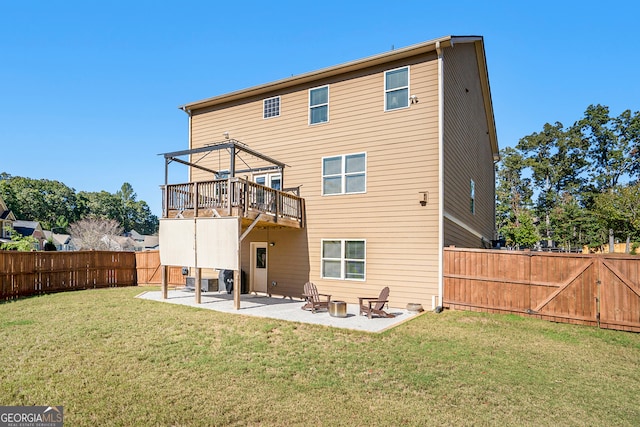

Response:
(406, 303), (424, 313)
(329, 301), (347, 318)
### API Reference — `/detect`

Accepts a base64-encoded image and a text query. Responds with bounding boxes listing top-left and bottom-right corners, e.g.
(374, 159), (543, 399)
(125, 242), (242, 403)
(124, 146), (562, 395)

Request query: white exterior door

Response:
(250, 242), (268, 293)
(254, 173), (281, 190)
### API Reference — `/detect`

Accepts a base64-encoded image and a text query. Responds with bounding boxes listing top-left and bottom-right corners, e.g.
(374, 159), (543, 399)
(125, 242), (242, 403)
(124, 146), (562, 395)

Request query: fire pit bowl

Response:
(329, 301), (347, 318)
(406, 303), (424, 313)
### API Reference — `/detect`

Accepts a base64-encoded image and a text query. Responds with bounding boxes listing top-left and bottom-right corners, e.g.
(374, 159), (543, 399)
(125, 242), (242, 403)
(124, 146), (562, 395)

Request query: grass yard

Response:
(1, 287), (639, 426)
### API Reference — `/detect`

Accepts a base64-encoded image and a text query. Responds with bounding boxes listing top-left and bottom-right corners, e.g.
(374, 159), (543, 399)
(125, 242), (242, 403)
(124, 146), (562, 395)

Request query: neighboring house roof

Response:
(13, 220), (43, 237)
(126, 230), (144, 241)
(142, 235), (159, 249)
(180, 35), (498, 159)
(0, 210), (16, 220)
(101, 235), (137, 251)
(124, 230), (159, 250)
(43, 230), (72, 246)
(0, 194), (16, 221)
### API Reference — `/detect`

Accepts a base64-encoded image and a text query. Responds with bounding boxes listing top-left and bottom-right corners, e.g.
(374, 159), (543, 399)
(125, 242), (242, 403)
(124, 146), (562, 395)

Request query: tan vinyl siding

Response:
(442, 43), (496, 248)
(189, 54), (441, 309)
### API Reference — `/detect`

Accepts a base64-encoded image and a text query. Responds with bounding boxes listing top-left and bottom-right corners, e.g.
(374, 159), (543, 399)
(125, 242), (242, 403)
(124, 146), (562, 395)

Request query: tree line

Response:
(0, 173), (159, 236)
(496, 104), (640, 252)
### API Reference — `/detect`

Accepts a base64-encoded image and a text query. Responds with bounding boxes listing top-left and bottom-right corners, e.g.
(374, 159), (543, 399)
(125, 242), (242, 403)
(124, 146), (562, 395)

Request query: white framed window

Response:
(263, 96), (280, 119)
(384, 66), (409, 111)
(309, 85), (329, 124)
(321, 239), (366, 280)
(322, 152), (366, 195)
(470, 179), (476, 214)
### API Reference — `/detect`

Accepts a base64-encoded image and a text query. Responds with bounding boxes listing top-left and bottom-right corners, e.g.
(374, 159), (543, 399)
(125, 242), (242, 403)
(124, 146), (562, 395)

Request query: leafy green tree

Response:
(0, 175), (81, 230)
(501, 210), (540, 249)
(115, 183), (158, 234)
(579, 104), (640, 190)
(495, 147), (533, 236)
(593, 183), (640, 251)
(53, 216), (69, 233)
(495, 105), (639, 250)
(517, 122), (588, 245)
(78, 190), (122, 221)
(0, 227), (38, 251)
(549, 193), (585, 251)
(1, 174), (158, 235)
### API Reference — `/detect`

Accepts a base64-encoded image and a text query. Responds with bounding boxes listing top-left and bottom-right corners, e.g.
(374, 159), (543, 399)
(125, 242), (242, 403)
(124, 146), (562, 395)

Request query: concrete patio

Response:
(136, 289), (424, 333)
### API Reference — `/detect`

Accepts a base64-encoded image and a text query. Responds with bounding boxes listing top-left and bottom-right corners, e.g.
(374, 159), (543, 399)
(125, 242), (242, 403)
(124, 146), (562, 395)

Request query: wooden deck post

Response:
(195, 267), (201, 304)
(194, 182), (199, 218)
(161, 265), (168, 299)
(234, 217), (241, 310)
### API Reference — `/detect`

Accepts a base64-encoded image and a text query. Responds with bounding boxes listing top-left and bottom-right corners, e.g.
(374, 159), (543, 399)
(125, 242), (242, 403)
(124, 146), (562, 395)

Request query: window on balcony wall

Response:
(384, 66), (409, 111)
(322, 153), (366, 195)
(309, 85), (329, 124)
(321, 239), (366, 280)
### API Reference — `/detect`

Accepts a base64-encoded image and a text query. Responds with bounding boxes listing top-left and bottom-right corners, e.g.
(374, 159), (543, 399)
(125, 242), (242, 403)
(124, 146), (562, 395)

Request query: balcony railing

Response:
(163, 177), (304, 227)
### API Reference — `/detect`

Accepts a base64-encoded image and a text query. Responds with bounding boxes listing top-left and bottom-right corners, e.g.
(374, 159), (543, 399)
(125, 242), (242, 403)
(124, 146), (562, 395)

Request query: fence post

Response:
(595, 256), (601, 328)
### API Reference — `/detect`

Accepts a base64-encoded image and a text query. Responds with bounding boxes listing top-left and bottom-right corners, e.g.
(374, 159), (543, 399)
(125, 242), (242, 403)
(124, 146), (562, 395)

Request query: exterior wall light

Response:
(419, 191), (428, 206)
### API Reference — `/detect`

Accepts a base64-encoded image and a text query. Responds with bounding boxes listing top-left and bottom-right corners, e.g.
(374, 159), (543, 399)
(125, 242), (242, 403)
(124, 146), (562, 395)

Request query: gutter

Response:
(178, 36), (474, 112)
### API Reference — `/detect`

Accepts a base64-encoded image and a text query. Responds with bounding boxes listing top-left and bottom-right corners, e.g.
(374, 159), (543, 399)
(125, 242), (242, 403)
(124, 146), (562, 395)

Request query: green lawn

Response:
(1, 287), (639, 426)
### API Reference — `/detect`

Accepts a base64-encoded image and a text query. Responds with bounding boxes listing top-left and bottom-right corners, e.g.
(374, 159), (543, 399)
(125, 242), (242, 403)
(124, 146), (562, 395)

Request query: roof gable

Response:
(0, 194), (16, 221)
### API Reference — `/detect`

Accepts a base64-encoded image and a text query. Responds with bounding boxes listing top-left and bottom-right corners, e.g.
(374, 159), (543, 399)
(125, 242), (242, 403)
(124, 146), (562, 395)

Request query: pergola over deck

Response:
(158, 139), (305, 309)
(161, 139), (304, 228)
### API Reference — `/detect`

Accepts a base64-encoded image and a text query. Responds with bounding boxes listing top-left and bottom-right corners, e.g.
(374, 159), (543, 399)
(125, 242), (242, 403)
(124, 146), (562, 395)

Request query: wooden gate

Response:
(598, 257), (640, 332)
(134, 251), (185, 287)
(443, 248), (640, 332)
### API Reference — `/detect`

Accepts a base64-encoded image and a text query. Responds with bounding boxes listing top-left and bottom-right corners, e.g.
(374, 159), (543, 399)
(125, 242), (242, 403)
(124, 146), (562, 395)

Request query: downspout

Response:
(181, 106), (193, 182)
(436, 41), (444, 311)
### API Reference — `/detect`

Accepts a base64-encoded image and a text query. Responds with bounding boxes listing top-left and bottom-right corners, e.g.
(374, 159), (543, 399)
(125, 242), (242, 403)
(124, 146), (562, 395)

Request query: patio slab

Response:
(136, 289), (423, 333)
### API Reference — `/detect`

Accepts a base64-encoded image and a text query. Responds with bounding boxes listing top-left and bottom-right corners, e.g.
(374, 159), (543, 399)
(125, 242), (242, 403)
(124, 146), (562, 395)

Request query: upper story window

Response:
(384, 66), (409, 111)
(322, 153), (366, 195)
(309, 85), (329, 124)
(263, 96), (280, 119)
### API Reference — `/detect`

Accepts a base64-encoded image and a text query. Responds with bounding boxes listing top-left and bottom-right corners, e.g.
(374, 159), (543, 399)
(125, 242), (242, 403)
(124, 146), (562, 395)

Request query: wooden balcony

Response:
(162, 177), (305, 229)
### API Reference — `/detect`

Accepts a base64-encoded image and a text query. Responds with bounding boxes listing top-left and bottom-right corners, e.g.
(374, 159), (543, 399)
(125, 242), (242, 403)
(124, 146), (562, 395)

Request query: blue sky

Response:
(1, 1), (639, 218)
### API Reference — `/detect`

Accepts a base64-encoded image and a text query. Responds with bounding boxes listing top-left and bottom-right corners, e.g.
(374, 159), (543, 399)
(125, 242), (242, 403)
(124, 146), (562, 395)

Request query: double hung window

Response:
(309, 85), (329, 124)
(322, 153), (366, 195)
(384, 66), (409, 111)
(321, 239), (366, 280)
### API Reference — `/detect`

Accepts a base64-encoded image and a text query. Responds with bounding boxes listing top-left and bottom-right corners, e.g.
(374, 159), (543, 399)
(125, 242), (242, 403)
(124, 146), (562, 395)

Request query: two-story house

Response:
(159, 35), (499, 310)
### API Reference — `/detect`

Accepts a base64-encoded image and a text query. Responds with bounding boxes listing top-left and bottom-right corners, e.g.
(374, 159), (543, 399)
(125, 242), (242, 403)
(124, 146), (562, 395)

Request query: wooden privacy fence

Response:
(135, 250), (185, 287)
(0, 250), (136, 300)
(443, 247), (640, 332)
